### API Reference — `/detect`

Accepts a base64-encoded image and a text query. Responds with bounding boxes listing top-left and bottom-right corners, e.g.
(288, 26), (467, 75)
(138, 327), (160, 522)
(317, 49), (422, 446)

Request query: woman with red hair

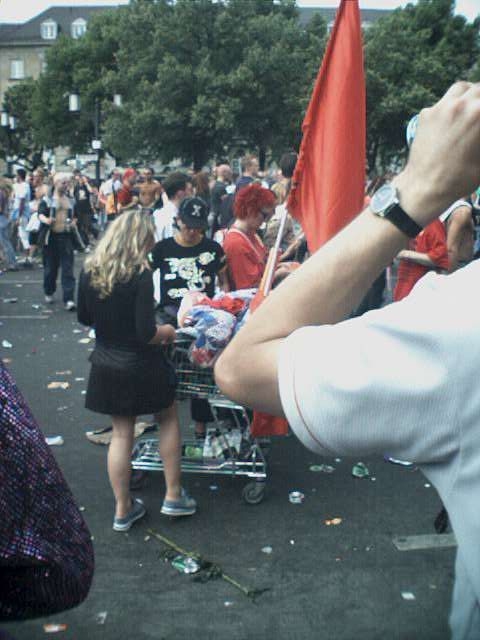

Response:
(223, 183), (276, 290)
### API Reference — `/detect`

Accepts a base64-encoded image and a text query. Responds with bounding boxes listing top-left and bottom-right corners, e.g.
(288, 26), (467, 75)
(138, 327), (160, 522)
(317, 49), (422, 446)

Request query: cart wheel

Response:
(242, 481), (266, 505)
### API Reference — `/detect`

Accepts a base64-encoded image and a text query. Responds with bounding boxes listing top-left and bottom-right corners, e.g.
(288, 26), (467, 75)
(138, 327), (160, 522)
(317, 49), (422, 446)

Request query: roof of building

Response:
(0, 4), (391, 45)
(0, 6), (112, 44)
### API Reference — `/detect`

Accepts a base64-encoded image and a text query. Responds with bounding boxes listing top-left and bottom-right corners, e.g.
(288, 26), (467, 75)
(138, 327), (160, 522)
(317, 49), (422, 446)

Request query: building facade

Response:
(0, 6), (108, 105)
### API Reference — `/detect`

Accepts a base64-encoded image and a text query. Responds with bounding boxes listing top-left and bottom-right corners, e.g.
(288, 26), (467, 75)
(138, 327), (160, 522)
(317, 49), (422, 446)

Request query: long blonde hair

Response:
(84, 207), (155, 298)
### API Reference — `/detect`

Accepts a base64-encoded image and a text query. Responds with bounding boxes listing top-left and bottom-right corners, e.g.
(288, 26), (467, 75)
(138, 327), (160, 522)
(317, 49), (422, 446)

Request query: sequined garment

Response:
(0, 362), (94, 620)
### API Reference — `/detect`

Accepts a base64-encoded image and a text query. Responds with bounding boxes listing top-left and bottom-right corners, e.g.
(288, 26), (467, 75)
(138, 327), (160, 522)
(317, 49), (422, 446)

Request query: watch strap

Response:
(383, 202), (422, 238)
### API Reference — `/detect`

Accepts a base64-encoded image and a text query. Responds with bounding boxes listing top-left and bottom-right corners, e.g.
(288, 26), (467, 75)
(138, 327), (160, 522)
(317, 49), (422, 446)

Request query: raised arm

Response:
(215, 82), (480, 414)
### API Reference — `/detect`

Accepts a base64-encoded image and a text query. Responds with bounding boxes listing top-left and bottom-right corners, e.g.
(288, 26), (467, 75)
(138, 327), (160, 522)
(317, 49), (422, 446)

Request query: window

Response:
(41, 20), (57, 40)
(71, 18), (87, 39)
(10, 60), (24, 80)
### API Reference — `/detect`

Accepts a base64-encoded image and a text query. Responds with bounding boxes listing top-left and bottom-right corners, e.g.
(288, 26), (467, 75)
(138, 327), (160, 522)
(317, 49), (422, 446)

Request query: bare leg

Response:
(156, 402), (182, 502)
(108, 415), (135, 518)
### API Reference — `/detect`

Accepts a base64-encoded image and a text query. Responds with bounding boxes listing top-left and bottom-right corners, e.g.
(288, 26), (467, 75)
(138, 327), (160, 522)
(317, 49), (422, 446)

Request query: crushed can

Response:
(289, 491), (305, 504)
(171, 555), (200, 574)
(352, 462), (370, 478)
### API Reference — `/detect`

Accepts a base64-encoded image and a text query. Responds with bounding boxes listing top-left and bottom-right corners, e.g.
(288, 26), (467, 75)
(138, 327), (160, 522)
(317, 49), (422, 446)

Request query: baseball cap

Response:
(178, 196), (209, 229)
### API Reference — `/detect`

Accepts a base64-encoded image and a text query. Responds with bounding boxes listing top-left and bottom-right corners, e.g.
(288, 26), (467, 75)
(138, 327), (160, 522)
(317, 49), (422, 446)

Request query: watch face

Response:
(371, 183), (396, 216)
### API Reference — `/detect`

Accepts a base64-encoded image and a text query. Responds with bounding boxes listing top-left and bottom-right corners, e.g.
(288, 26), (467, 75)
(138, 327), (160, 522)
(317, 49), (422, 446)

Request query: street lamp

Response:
(68, 93), (121, 183)
(69, 93), (80, 113)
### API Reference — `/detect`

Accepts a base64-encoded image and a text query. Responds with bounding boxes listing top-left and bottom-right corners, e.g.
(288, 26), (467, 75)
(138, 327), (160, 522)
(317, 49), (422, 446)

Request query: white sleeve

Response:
(277, 265), (480, 463)
(153, 210), (164, 242)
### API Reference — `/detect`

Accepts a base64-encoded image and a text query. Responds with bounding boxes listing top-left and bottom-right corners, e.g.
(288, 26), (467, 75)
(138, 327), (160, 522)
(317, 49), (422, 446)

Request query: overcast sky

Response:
(0, 0), (478, 23)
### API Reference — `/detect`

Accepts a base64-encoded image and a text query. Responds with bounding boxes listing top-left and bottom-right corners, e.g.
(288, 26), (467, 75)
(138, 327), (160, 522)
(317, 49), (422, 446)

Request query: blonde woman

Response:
(77, 207), (196, 531)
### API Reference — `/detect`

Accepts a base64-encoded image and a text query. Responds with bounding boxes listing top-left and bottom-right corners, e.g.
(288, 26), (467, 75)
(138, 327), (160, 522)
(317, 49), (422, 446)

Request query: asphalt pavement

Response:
(0, 257), (454, 640)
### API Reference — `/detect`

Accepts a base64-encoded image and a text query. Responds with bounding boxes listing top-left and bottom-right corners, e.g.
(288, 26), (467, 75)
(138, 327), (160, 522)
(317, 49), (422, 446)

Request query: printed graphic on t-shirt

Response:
(148, 237), (226, 307)
(164, 253), (215, 298)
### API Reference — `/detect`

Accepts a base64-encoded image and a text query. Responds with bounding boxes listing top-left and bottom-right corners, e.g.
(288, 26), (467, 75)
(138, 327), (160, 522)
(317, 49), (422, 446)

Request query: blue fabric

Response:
(0, 217), (16, 267)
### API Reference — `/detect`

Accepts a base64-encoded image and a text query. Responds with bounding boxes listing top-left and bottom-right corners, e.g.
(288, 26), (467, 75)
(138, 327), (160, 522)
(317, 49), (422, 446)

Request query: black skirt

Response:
(85, 345), (176, 416)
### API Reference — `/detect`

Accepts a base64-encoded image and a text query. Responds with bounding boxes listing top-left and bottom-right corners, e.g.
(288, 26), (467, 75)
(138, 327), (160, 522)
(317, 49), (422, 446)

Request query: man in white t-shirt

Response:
(98, 169), (121, 229)
(215, 82), (480, 639)
(12, 168), (31, 258)
(152, 172), (192, 242)
(152, 172), (193, 302)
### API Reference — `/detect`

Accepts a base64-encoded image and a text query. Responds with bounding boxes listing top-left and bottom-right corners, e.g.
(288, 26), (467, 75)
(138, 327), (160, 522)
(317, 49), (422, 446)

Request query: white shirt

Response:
(152, 199), (178, 303)
(278, 262), (480, 637)
(13, 182), (30, 211)
(153, 200), (177, 242)
(99, 178), (121, 198)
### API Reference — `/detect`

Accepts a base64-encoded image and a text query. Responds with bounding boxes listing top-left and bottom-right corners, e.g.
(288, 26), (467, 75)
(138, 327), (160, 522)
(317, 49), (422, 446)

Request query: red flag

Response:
(287, 0), (366, 253)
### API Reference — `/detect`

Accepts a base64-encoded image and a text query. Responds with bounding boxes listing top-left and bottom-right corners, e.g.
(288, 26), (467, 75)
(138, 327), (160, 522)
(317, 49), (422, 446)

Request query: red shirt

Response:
(117, 186), (133, 207)
(394, 219), (449, 302)
(223, 228), (267, 290)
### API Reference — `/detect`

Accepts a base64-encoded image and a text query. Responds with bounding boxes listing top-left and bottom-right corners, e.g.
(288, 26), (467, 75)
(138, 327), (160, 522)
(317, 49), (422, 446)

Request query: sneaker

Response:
(113, 498), (146, 532)
(65, 300), (76, 311)
(44, 295), (54, 304)
(85, 425), (113, 445)
(161, 488), (197, 517)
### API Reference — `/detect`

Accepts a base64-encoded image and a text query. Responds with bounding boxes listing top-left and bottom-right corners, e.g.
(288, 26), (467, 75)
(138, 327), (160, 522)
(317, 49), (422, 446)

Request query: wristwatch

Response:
(370, 184), (422, 238)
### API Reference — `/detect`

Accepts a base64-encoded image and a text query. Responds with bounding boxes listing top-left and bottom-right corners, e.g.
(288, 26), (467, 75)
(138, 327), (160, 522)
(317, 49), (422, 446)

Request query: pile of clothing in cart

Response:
(176, 289), (256, 367)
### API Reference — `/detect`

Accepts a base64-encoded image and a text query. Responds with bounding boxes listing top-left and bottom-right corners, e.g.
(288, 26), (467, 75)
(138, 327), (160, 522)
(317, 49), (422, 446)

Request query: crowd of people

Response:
(0, 155), (308, 306)
(0, 154), (307, 528)
(3, 96), (480, 636)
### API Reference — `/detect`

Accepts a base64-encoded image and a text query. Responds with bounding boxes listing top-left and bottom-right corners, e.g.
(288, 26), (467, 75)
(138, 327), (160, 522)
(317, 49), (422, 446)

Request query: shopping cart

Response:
(131, 334), (268, 504)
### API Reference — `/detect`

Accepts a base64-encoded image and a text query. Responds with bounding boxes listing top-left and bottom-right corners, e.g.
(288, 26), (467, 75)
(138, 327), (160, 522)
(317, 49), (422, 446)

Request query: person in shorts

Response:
(77, 207), (196, 530)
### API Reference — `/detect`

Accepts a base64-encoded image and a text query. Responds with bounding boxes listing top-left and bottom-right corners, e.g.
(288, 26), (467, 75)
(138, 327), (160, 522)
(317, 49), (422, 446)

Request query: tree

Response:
(0, 80), (44, 170)
(103, 0), (228, 169)
(102, 0), (326, 169)
(30, 0), (326, 170)
(30, 11), (122, 158)
(364, 0), (480, 173)
(222, 0), (326, 168)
